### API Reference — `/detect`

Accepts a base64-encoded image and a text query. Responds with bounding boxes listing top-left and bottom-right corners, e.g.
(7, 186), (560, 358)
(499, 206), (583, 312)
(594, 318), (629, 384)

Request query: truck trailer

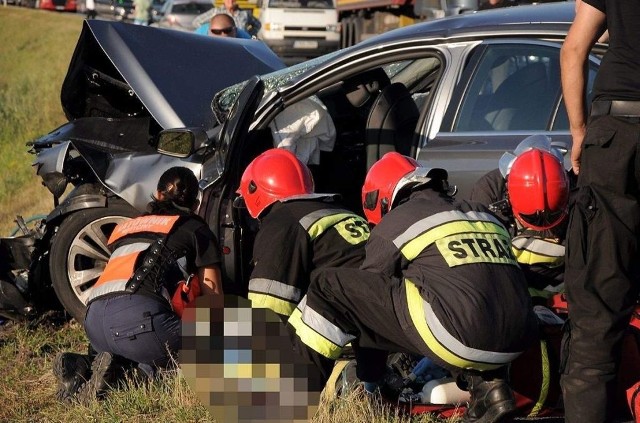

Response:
(337, 0), (478, 48)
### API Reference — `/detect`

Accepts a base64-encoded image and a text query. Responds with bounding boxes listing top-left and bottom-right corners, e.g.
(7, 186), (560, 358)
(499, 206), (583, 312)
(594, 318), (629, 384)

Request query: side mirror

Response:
(156, 128), (208, 158)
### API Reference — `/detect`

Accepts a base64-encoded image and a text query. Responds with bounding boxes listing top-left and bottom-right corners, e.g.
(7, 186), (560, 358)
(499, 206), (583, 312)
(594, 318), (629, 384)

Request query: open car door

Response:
(199, 76), (266, 296)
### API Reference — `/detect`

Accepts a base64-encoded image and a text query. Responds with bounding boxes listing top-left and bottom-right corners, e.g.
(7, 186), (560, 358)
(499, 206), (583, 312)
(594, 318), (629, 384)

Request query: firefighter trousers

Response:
(288, 267), (512, 387)
(562, 114), (640, 423)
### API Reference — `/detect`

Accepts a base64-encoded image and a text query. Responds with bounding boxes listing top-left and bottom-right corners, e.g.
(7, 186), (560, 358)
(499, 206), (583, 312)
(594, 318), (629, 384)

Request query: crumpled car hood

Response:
(61, 20), (285, 130)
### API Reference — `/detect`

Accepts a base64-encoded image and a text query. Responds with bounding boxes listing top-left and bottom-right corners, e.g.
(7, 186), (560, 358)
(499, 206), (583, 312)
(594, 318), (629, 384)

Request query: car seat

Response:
(483, 62), (551, 131)
(365, 82), (420, 169)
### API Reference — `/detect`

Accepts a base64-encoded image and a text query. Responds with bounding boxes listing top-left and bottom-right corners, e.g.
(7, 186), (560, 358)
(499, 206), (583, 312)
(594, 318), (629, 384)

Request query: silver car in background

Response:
(152, 0), (214, 31)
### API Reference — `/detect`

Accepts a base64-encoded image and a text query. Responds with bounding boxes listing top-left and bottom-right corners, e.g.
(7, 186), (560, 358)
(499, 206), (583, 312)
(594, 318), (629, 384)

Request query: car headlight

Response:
(326, 24), (339, 33)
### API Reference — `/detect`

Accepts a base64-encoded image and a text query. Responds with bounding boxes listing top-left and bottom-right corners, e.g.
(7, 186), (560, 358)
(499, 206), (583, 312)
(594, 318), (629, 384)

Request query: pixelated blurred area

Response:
(181, 295), (322, 422)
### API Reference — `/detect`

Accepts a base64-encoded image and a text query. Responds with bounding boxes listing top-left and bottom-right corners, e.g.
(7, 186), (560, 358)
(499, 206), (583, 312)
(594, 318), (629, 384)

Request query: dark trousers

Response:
(562, 114), (640, 423)
(85, 294), (181, 369)
(289, 268), (463, 385)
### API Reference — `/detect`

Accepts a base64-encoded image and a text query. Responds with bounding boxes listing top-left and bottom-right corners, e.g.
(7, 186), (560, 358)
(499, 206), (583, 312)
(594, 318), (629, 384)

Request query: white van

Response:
(257, 0), (340, 62)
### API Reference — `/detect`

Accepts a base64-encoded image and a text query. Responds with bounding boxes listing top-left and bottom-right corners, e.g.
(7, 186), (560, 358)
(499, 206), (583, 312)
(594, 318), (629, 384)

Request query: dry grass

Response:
(0, 316), (452, 422)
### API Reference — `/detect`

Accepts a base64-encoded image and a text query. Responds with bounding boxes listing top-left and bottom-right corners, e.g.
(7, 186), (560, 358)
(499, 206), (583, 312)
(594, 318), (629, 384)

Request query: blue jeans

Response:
(85, 294), (180, 368)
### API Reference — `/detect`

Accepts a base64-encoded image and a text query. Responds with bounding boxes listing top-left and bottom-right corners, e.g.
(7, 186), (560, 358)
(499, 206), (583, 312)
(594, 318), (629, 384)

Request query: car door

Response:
(416, 40), (600, 200)
(199, 77), (265, 295)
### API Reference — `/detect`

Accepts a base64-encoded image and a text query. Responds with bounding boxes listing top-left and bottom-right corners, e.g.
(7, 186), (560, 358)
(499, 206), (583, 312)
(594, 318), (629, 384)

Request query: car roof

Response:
(357, 2), (576, 48)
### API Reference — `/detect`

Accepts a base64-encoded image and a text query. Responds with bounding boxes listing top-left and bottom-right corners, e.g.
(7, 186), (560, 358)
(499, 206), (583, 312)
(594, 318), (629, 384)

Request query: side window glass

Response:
(453, 44), (561, 132)
(553, 64), (598, 130)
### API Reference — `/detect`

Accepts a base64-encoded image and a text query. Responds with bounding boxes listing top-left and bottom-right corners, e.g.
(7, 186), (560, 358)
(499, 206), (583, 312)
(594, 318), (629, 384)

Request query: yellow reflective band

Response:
(332, 216), (371, 245)
(248, 292), (297, 317)
(289, 308), (343, 359)
(405, 280), (500, 371)
(437, 233), (517, 267)
(528, 339), (550, 417)
(307, 213), (370, 243)
(307, 213), (353, 240)
(401, 220), (510, 262)
(512, 247), (564, 266)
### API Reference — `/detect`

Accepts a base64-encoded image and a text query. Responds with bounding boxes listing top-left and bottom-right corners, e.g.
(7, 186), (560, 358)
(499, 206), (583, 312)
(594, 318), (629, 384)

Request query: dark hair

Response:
(150, 167), (199, 212)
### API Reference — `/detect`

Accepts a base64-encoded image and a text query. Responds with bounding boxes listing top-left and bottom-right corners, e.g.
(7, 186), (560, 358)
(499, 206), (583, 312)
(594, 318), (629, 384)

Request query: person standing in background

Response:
(85, 0), (97, 19)
(194, 12), (253, 38)
(209, 13), (238, 37)
(192, 0), (261, 37)
(560, 1), (640, 421)
(478, 0), (509, 10)
(133, 0), (151, 25)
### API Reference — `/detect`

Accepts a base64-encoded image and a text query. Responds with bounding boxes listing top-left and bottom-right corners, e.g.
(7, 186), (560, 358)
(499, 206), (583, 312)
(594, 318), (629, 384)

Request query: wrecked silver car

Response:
(6, 2), (606, 326)
(2, 21), (284, 322)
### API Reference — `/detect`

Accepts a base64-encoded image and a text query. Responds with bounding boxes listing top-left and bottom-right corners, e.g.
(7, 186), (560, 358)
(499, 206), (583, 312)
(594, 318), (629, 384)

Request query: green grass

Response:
(0, 6), (82, 235)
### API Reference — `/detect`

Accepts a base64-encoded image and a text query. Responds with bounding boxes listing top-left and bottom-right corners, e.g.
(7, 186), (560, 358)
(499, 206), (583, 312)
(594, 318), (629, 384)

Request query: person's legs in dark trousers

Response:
(288, 268), (435, 387)
(85, 294), (181, 368)
(83, 294), (181, 400)
(562, 115), (640, 423)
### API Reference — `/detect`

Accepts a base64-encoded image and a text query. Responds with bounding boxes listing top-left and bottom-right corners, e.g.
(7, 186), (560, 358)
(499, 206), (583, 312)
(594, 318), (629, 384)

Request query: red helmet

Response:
(507, 149), (569, 231)
(362, 152), (447, 225)
(237, 149), (314, 218)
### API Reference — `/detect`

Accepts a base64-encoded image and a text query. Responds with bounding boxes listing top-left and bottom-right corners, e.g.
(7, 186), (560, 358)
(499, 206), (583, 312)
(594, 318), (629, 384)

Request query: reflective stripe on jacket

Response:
(88, 215), (180, 303)
(405, 279), (520, 370)
(512, 235), (565, 299)
(248, 202), (369, 317)
(288, 295), (355, 360)
(512, 236), (565, 266)
(362, 189), (537, 362)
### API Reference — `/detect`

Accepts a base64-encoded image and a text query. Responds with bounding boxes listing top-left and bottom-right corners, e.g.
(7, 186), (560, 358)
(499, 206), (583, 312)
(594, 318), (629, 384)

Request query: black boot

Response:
(461, 372), (516, 423)
(53, 352), (92, 402)
(77, 351), (120, 404)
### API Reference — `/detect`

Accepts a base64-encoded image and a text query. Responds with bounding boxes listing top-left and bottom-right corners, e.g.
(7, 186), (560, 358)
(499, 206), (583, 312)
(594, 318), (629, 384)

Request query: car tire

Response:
(49, 200), (139, 324)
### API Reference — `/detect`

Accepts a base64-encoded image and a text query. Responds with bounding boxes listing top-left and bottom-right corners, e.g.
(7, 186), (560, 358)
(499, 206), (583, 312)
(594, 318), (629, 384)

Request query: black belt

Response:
(591, 100), (640, 117)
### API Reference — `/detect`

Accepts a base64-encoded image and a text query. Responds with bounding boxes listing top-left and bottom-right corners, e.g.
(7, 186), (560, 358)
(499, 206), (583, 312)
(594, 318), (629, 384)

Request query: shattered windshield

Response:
(211, 50), (341, 124)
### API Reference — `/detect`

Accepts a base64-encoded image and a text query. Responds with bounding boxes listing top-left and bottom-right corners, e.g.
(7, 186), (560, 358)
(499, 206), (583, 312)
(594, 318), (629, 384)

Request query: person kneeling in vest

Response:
(53, 167), (223, 403)
(235, 148), (370, 320)
(289, 153), (539, 423)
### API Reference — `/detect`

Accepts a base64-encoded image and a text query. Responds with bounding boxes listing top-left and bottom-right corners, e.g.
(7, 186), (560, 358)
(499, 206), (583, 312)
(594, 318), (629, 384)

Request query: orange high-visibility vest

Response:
(88, 215), (181, 303)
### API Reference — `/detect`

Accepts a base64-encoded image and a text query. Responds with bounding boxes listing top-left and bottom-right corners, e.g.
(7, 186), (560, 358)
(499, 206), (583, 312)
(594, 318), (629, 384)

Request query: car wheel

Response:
(49, 201), (139, 324)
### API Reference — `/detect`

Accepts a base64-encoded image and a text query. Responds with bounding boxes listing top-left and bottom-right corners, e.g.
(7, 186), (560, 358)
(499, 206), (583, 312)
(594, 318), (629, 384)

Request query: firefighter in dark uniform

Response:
(469, 135), (571, 305)
(236, 148), (369, 319)
(561, 1), (640, 421)
(53, 167), (222, 403)
(289, 152), (538, 423)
